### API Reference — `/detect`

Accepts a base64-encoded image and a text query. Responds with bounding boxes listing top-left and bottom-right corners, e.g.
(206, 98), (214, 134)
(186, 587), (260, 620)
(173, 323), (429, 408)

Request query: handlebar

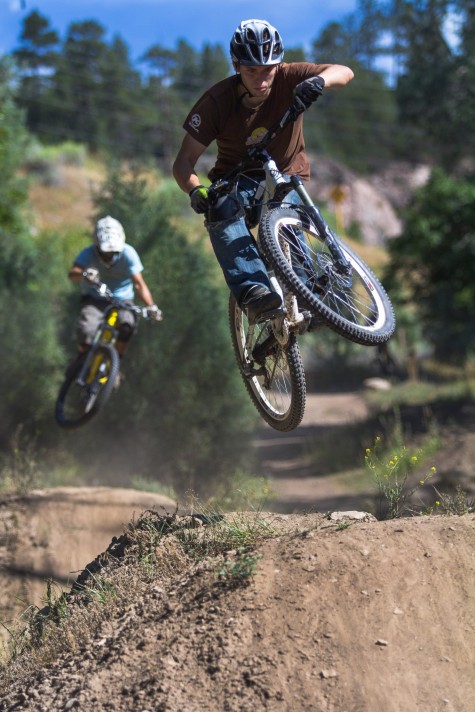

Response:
(82, 273), (162, 322)
(207, 101), (306, 207)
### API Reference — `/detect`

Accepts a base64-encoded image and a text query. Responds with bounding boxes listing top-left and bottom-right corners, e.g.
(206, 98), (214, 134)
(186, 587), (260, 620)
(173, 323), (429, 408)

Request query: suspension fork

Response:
(290, 175), (352, 276)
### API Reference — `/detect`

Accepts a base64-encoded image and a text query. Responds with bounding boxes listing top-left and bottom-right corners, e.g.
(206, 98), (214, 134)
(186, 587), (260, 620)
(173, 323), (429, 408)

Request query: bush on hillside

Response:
(58, 169), (257, 497)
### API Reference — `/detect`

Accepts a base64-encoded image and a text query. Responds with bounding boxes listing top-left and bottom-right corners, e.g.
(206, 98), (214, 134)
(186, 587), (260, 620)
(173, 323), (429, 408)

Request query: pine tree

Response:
(13, 10), (60, 135)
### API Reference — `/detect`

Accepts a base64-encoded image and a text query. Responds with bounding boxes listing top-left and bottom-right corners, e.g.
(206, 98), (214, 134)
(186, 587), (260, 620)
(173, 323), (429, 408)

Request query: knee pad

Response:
(118, 322), (134, 341)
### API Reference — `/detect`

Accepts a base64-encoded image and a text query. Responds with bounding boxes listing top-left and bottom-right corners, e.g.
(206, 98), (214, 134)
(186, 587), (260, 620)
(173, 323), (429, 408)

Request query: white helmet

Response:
(94, 216), (125, 265)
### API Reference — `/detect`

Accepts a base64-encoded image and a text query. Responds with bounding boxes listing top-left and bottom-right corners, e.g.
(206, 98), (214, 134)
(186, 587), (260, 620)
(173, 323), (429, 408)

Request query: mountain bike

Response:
(55, 278), (161, 429)
(207, 101), (395, 432)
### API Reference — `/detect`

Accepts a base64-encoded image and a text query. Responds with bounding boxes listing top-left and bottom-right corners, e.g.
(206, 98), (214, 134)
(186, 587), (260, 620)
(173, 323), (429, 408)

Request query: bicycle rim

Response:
(55, 345), (119, 429)
(229, 295), (306, 432)
(259, 207), (396, 345)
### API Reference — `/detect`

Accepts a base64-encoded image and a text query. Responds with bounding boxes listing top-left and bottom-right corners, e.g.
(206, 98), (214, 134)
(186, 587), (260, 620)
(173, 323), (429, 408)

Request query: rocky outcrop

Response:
(308, 157), (431, 247)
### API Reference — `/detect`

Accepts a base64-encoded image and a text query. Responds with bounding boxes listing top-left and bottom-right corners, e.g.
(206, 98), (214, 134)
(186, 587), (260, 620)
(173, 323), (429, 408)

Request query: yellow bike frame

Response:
(85, 308), (119, 385)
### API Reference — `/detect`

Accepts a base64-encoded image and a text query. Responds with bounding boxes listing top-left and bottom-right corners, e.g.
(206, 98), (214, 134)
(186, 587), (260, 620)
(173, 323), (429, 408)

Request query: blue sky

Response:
(0, 0), (357, 62)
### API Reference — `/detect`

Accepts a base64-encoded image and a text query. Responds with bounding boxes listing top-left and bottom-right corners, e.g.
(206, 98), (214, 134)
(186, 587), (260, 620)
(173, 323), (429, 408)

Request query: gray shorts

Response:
(77, 297), (137, 346)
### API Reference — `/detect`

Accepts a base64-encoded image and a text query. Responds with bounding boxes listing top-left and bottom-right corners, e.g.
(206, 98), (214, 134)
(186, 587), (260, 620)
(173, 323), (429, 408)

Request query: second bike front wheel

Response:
(259, 207), (396, 346)
(229, 295), (306, 432)
(55, 344), (120, 429)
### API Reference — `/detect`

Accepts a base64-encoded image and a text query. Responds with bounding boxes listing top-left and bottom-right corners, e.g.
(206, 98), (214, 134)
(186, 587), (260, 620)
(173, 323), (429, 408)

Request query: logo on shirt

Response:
(246, 127), (268, 146)
(189, 113), (201, 132)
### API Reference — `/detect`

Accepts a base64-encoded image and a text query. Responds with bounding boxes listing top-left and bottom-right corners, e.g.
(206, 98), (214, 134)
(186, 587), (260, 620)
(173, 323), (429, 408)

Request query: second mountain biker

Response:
(67, 216), (162, 374)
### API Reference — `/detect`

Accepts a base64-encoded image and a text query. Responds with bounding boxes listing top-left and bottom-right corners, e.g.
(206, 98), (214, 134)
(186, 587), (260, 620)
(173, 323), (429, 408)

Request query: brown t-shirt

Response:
(183, 62), (327, 181)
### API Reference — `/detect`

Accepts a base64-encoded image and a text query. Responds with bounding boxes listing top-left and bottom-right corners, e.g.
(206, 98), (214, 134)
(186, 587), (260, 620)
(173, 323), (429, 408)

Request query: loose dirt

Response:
(256, 391), (374, 513)
(0, 487), (176, 630)
(0, 511), (474, 711)
(1, 392), (475, 711)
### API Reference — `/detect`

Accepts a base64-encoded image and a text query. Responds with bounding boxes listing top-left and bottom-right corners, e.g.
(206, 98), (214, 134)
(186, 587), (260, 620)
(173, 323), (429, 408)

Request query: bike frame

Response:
(76, 305), (120, 387)
(214, 103), (394, 431)
(209, 101), (352, 277)
(75, 277), (152, 388)
(80, 304), (119, 383)
(208, 113), (354, 357)
(255, 149), (352, 276)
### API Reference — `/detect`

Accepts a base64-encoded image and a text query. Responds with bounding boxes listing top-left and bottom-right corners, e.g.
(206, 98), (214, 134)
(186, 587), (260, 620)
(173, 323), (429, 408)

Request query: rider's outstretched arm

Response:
(314, 64), (354, 88)
(68, 264), (85, 283)
(132, 272), (155, 307)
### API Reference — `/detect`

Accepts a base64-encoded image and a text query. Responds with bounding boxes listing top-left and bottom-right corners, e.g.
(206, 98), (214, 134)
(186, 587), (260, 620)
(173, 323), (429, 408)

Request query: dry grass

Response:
(28, 163), (105, 232)
(0, 508), (275, 693)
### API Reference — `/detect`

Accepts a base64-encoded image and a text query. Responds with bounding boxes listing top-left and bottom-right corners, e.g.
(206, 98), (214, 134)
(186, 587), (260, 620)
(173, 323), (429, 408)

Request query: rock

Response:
(320, 669), (338, 679)
(329, 511), (377, 522)
(363, 377), (392, 391)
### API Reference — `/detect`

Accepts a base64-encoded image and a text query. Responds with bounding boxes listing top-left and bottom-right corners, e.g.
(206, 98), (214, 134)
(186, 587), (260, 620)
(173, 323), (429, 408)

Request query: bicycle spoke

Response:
(261, 208), (395, 343)
(229, 295), (305, 431)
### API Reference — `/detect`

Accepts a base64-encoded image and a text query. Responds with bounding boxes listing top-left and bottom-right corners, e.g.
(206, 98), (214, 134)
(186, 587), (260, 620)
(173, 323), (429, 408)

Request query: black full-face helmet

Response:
(230, 19), (284, 66)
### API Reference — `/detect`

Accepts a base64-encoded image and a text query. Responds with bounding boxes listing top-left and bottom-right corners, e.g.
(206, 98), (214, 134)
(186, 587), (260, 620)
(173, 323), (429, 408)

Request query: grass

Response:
(364, 408), (441, 519)
(365, 371), (475, 410)
(0, 425), (42, 494)
(302, 360), (475, 519)
(432, 484), (475, 516)
(216, 551), (263, 581)
(130, 475), (178, 501)
(206, 471), (275, 512)
(173, 500), (275, 561)
(365, 435), (437, 519)
(0, 505), (275, 692)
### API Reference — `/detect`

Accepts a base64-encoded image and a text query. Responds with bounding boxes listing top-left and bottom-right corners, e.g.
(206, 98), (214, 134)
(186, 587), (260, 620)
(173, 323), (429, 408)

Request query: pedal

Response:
(253, 306), (285, 324)
(242, 364), (266, 378)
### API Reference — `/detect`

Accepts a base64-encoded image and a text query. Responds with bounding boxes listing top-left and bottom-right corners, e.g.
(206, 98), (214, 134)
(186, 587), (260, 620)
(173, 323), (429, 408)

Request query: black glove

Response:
(291, 76), (325, 116)
(189, 185), (209, 214)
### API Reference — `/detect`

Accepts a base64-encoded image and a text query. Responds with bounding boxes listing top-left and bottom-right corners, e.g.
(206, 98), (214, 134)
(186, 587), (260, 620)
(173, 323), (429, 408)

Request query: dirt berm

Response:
(1, 508), (474, 712)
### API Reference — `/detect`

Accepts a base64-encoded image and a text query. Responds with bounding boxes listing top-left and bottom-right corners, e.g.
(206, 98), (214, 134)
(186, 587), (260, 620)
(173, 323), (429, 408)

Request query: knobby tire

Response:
(259, 207), (396, 346)
(229, 295), (306, 432)
(55, 344), (120, 429)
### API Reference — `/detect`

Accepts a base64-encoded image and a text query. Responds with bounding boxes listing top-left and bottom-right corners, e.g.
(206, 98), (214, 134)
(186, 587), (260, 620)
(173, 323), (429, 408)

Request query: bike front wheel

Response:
(55, 344), (120, 429)
(259, 207), (396, 345)
(229, 295), (306, 432)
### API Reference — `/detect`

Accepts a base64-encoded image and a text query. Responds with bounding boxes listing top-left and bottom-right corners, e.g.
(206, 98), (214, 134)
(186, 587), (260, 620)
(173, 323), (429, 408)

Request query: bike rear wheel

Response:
(55, 344), (120, 429)
(229, 294), (306, 432)
(259, 207), (396, 345)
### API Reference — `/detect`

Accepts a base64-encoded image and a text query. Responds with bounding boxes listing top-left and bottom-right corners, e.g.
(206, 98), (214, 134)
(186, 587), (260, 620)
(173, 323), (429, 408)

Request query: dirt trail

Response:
(256, 390), (374, 513)
(0, 487), (175, 630)
(1, 511), (474, 711)
(0, 390), (368, 630)
(1, 392), (475, 710)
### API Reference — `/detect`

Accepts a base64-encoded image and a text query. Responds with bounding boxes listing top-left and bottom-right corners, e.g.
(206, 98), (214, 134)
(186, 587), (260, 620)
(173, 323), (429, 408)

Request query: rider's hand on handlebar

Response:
(147, 304), (163, 322)
(189, 185), (209, 214)
(291, 76), (325, 115)
(84, 268), (100, 285)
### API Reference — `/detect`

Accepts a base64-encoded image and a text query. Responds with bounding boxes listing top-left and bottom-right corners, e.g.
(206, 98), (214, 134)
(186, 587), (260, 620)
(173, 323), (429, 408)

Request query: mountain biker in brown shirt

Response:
(173, 19), (354, 323)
